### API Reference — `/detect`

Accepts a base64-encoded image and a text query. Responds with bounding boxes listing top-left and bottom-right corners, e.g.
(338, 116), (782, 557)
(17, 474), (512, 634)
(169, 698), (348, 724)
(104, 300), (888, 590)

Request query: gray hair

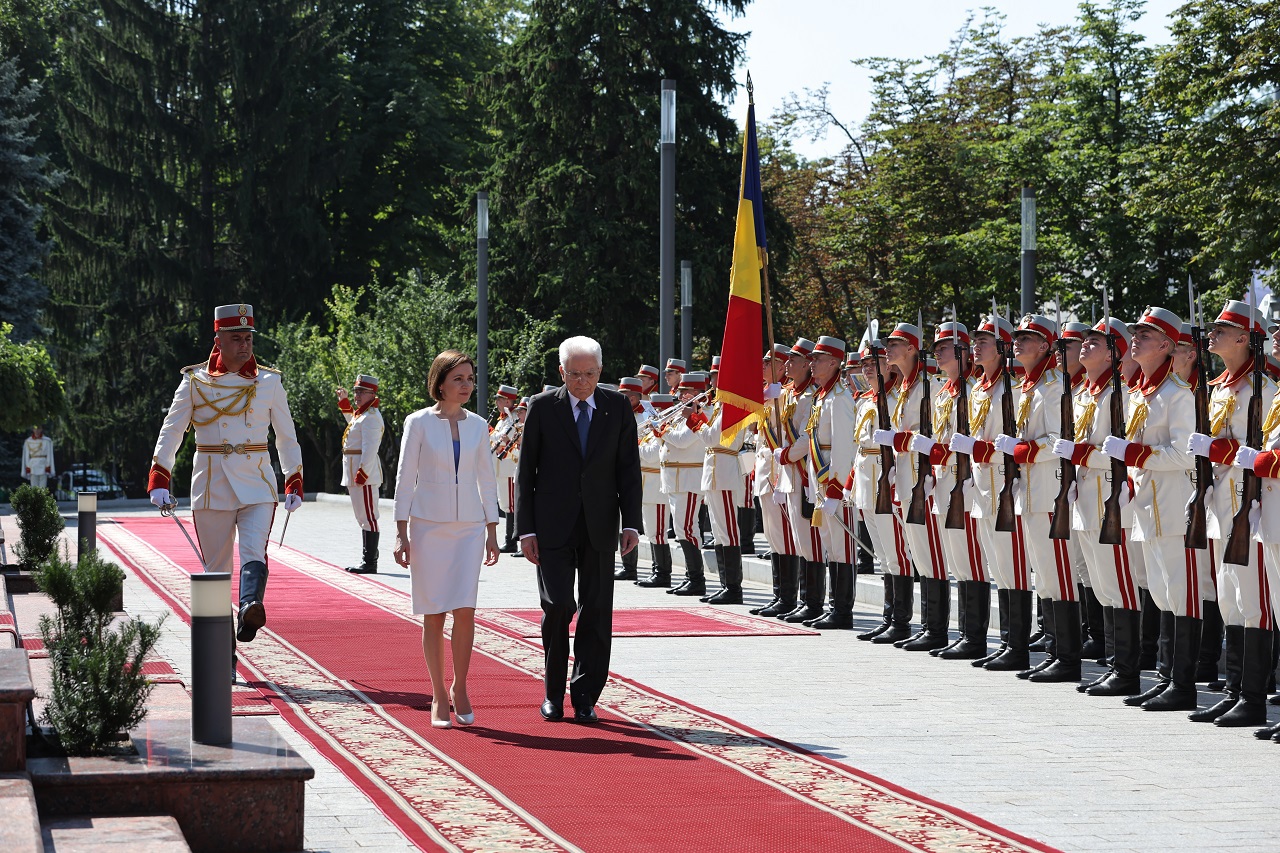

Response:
(558, 335), (603, 367)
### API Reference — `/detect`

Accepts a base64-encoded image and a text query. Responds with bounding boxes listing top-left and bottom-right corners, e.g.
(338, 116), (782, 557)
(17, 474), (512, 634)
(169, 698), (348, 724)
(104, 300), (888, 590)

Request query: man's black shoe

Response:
(237, 602), (265, 643)
(540, 700), (564, 722)
(573, 706), (599, 724)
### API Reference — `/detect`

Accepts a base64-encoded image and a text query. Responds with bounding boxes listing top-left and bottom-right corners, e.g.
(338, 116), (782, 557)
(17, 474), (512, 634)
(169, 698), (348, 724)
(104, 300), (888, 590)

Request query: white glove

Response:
(1234, 446), (1260, 470)
(1249, 499), (1261, 536)
(149, 488), (171, 509)
(284, 494), (303, 512)
(763, 382), (783, 401)
(1052, 439), (1076, 460)
(949, 434), (976, 455)
(993, 433), (1018, 456)
(821, 496), (840, 516)
(772, 447), (786, 464)
(842, 488), (853, 504)
(962, 478), (975, 502)
(771, 489), (787, 506)
(1187, 432), (1212, 457)
(873, 428), (897, 447)
(1102, 436), (1131, 461)
(922, 473), (935, 501)
(1067, 481), (1078, 504)
(909, 434), (936, 455)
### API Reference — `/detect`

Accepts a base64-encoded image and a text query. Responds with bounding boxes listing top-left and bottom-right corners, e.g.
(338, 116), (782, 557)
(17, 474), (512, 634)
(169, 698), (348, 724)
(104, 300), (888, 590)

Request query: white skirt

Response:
(409, 517), (486, 615)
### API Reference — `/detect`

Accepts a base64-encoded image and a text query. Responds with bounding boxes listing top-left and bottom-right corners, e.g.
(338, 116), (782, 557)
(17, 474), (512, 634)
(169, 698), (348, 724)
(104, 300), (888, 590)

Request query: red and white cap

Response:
(887, 323), (923, 349)
(650, 393), (676, 409)
(214, 303), (255, 332)
(665, 357), (688, 372)
(1128, 306), (1182, 340)
(764, 343), (791, 363)
(710, 356), (721, 373)
(637, 364), (660, 382)
(515, 397), (529, 411)
(495, 384), (520, 401)
(790, 337), (816, 358)
(618, 376), (644, 393)
(1015, 313), (1058, 344)
(1213, 299), (1265, 333)
(677, 371), (708, 391)
(1179, 323), (1194, 346)
(934, 322), (970, 346)
(354, 374), (379, 392)
(845, 350), (863, 366)
(1089, 318), (1132, 357)
(810, 336), (846, 359)
(1060, 321), (1091, 341)
(975, 314), (1014, 343)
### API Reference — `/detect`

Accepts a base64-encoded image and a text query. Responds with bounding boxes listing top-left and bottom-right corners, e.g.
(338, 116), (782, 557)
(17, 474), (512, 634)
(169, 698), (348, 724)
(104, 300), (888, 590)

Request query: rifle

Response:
(1050, 329), (1075, 539)
(1224, 291), (1264, 565)
(907, 315), (931, 525)
(945, 309), (971, 530)
(1185, 277), (1210, 549)
(994, 300), (1018, 533)
(1099, 287), (1126, 545)
(871, 327), (895, 515)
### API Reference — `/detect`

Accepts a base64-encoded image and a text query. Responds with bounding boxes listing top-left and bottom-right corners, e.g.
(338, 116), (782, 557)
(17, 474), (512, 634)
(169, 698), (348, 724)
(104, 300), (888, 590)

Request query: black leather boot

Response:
(1028, 596), (1047, 652)
(1031, 600), (1083, 682)
(973, 587), (1009, 666)
(903, 578), (950, 651)
(873, 574), (914, 643)
(1190, 624), (1243, 722)
(808, 563), (855, 629)
(1080, 584), (1106, 661)
(1254, 719), (1280, 741)
(1139, 587), (1160, 670)
(346, 530), (380, 573)
(636, 543), (673, 587)
(751, 553), (782, 614)
(1018, 597), (1057, 678)
(1080, 606), (1116, 692)
(707, 548), (744, 604)
(941, 581), (989, 660)
(857, 574), (894, 639)
(985, 589), (1032, 671)
(615, 531), (639, 580)
(778, 556), (810, 621)
(1127, 608), (1173, 705)
(738, 506), (757, 555)
(671, 541), (706, 596)
(236, 560), (269, 642)
(933, 577), (967, 657)
(1089, 607), (1143, 696)
(855, 519), (876, 573)
(784, 560), (826, 622)
(1142, 614), (1201, 711)
(895, 575), (927, 648)
(1215, 627), (1272, 727)
(761, 555), (799, 617)
(1195, 599), (1224, 683)
(500, 512), (518, 553)
(701, 545), (727, 602)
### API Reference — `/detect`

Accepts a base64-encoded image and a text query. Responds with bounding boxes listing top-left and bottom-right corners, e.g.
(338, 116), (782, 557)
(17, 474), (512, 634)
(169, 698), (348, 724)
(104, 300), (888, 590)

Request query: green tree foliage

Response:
(475, 0), (748, 381)
(10, 482), (64, 571)
(0, 322), (63, 432)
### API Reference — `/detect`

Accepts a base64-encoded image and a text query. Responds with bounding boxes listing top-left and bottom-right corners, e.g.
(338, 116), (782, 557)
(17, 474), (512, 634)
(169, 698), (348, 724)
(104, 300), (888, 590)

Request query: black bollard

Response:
(77, 491), (97, 558)
(191, 572), (233, 745)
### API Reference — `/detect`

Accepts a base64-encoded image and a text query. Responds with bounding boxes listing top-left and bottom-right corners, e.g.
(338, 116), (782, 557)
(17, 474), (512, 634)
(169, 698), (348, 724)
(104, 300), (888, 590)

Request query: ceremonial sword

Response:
(277, 506), (291, 548)
(159, 500), (206, 567)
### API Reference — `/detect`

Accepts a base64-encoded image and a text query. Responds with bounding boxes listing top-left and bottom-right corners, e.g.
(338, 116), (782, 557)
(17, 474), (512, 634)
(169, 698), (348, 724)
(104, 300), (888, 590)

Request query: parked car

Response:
(54, 466), (127, 501)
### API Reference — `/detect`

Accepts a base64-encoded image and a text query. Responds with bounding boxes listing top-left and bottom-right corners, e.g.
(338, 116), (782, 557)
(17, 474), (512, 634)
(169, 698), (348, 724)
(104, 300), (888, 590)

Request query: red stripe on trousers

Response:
(655, 505), (666, 545)
(1183, 548), (1199, 619)
(810, 526), (823, 563)
(508, 479), (515, 514)
(720, 491), (740, 547)
(683, 493), (697, 543)
(364, 486), (378, 533)
(892, 512), (911, 577)
(925, 500), (945, 580)
(965, 513), (986, 582)
(1012, 516), (1028, 590)
(1051, 515), (1073, 601)
(781, 503), (796, 556)
(1115, 531), (1136, 610)
(840, 508), (854, 563)
(1209, 545), (1219, 594)
(1259, 544), (1272, 629)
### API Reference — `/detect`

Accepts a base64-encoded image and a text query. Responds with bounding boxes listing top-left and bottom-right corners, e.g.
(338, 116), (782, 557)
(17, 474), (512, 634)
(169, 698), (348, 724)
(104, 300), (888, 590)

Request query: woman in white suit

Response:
(393, 350), (500, 728)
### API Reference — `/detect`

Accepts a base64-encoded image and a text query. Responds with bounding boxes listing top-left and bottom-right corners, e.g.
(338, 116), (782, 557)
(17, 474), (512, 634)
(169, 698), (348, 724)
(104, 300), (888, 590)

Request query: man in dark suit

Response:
(517, 336), (644, 723)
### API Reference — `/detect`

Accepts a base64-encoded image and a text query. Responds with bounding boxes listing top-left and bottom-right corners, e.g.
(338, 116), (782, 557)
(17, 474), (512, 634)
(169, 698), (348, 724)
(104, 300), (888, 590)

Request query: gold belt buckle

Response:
(222, 442), (245, 455)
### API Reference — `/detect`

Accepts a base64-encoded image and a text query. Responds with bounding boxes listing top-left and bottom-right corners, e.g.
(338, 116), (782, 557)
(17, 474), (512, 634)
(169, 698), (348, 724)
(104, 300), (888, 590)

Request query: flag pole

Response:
(748, 73), (784, 428)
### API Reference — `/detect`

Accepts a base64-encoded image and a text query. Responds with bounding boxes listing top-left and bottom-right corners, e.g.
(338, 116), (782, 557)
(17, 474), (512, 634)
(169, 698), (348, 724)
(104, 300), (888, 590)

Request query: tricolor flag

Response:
(716, 98), (767, 446)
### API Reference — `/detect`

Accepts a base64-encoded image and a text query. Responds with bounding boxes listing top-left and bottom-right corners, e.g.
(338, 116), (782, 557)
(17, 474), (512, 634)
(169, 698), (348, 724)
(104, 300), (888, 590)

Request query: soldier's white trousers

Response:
(818, 504), (859, 564)
(901, 497), (946, 580)
(707, 486), (744, 548)
(348, 484), (380, 533)
(1142, 536), (1205, 618)
(643, 502), (667, 545)
(28, 473), (48, 489)
(975, 514), (1028, 591)
(667, 491), (705, 545)
(498, 476), (516, 514)
(1214, 537), (1271, 629)
(1078, 530), (1143, 611)
(193, 502), (275, 573)
(940, 511), (986, 583)
(867, 504), (911, 577)
(1019, 513), (1078, 601)
(758, 491), (797, 556)
(785, 490), (824, 563)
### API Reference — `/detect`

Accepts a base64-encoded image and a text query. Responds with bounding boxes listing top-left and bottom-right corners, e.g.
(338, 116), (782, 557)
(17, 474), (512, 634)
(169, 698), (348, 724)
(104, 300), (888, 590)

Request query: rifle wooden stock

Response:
(1050, 344), (1075, 539)
(995, 352), (1018, 533)
(873, 352), (894, 515)
(1099, 338), (1126, 545)
(945, 363), (971, 530)
(1185, 327), (1211, 549)
(906, 359), (931, 525)
(1224, 338), (1264, 565)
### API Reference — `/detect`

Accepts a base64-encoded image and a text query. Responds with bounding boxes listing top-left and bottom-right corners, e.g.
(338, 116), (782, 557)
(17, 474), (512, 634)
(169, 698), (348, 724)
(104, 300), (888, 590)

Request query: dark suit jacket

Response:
(516, 384), (644, 552)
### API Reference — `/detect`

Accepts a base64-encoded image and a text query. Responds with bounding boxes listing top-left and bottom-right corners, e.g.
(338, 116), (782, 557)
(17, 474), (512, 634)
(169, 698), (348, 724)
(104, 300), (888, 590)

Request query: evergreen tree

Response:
(476, 0), (748, 381)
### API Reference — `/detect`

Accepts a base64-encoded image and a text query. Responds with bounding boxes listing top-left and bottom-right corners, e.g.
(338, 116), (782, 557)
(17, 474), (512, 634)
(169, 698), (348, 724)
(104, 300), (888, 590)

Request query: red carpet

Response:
(102, 517), (1059, 853)
(477, 607), (818, 638)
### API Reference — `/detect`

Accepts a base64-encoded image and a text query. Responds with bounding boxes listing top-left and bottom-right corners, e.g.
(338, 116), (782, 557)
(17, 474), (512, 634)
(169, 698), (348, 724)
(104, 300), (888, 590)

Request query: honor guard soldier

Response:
(664, 358), (687, 394)
(698, 369), (748, 604)
(877, 321), (950, 649)
(753, 344), (801, 615)
(615, 377), (648, 580)
(148, 303), (304, 646)
(21, 426), (54, 490)
(1053, 319), (1149, 696)
(637, 364), (660, 416)
(1099, 306), (1199, 711)
(1185, 300), (1276, 726)
(773, 339), (828, 623)
(636, 394), (677, 587)
(949, 312), (1028, 670)
(337, 374), (385, 574)
(659, 372), (710, 596)
(491, 385), (522, 552)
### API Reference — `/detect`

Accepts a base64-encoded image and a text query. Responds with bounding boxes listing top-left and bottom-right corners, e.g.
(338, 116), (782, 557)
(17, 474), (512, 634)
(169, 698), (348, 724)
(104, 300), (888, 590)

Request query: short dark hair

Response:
(427, 349), (476, 402)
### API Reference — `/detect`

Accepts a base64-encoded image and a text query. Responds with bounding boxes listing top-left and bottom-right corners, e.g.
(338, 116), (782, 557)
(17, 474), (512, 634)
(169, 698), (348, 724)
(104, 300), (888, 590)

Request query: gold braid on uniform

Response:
(189, 375), (257, 427)
(855, 407), (877, 441)
(806, 396), (823, 435)
(1015, 394), (1031, 434)
(1125, 402), (1149, 440)
(1208, 396), (1235, 438)
(1074, 399), (1098, 440)
(970, 396), (991, 434)
(892, 382), (910, 428)
(934, 396), (954, 435)
(1262, 394), (1280, 441)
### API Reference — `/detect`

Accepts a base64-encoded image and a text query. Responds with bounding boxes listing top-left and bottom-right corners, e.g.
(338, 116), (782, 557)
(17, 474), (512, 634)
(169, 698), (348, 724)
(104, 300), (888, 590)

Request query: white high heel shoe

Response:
(450, 692), (474, 727)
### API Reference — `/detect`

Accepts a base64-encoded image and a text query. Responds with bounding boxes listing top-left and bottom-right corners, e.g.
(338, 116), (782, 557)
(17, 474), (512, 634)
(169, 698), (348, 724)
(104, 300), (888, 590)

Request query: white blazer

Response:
(394, 408), (500, 524)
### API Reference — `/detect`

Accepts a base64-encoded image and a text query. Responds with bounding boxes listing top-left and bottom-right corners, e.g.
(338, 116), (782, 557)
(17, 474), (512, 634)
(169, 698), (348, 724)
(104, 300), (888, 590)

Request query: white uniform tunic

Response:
(660, 410), (708, 545)
(638, 412), (668, 545)
(890, 364), (945, 580)
(701, 403), (746, 547)
(778, 382), (824, 562)
(803, 376), (857, 564)
(340, 400), (384, 532)
(931, 376), (986, 583)
(21, 435), (54, 489)
(968, 364), (1028, 591)
(854, 383), (908, 577)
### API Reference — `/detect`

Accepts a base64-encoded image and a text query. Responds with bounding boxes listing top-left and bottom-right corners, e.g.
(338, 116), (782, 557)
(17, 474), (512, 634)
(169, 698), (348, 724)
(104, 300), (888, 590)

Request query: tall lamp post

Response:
(477, 191), (489, 410)
(680, 260), (693, 366)
(660, 80), (676, 391)
(1020, 186), (1036, 316)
